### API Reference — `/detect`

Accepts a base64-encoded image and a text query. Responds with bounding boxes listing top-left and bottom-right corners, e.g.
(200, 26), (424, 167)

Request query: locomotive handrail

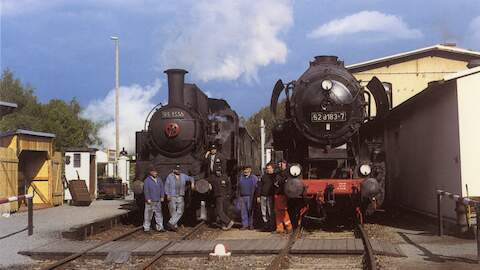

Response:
(144, 103), (163, 130)
(436, 189), (480, 264)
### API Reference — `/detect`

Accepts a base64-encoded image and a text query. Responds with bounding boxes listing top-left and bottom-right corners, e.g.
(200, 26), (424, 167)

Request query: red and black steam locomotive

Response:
(133, 69), (259, 222)
(270, 56), (390, 224)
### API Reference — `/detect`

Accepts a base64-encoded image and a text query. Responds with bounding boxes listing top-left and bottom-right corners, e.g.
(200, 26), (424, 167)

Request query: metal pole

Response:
(437, 192), (443, 236)
(260, 119), (266, 172)
(27, 196), (33, 236)
(111, 36), (120, 177)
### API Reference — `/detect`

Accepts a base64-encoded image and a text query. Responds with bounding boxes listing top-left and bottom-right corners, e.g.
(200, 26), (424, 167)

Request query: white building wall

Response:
(118, 156), (130, 187)
(385, 82), (462, 220)
(64, 152), (91, 200)
(457, 72), (480, 197)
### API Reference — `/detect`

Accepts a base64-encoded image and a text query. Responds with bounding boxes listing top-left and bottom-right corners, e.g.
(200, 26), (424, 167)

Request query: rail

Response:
(0, 194), (34, 236)
(266, 227), (302, 270)
(436, 189), (480, 263)
(357, 224), (377, 270)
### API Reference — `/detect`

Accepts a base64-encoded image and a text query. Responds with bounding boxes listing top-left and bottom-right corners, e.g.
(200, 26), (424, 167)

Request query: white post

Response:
(111, 36), (120, 177)
(260, 118), (266, 172)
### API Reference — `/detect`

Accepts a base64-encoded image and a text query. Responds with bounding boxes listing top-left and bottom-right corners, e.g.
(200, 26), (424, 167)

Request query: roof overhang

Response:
(0, 101), (18, 117)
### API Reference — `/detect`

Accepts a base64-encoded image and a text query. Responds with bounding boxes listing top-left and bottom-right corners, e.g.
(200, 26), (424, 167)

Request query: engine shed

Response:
(383, 65), (480, 221)
(0, 129), (63, 212)
(347, 44), (480, 115)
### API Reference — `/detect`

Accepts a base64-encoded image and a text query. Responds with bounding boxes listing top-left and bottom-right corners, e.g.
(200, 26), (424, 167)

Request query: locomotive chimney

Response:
(311, 56), (343, 66)
(164, 69), (188, 106)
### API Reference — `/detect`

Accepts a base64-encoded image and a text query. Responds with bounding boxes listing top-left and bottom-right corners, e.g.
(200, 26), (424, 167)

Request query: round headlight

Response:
(289, 164), (302, 177)
(321, 80), (333, 91)
(359, 164), (372, 176)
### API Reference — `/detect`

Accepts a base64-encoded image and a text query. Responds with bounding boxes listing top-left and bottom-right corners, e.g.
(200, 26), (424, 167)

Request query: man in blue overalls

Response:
(165, 164), (194, 231)
(143, 165), (165, 233)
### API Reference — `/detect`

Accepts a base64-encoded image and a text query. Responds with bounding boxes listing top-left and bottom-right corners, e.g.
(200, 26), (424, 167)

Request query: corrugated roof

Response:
(347, 44), (480, 70)
(0, 129), (56, 138)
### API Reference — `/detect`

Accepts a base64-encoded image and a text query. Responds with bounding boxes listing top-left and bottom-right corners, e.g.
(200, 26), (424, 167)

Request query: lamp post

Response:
(111, 36), (120, 177)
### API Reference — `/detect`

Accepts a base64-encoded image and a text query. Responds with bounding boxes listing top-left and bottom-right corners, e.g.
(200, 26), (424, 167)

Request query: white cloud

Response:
(82, 80), (161, 153)
(160, 0), (293, 82)
(308, 10), (422, 41)
(468, 16), (480, 47)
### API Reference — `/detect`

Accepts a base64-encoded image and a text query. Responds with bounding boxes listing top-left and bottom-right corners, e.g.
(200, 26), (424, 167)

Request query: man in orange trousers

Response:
(274, 160), (292, 233)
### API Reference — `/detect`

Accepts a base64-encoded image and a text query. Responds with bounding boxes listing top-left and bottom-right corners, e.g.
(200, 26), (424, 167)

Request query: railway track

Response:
(266, 224), (377, 270)
(138, 221), (206, 270)
(40, 225), (143, 270)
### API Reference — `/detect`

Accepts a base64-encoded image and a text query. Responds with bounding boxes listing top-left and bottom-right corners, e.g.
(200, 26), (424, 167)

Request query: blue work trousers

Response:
(240, 196), (253, 227)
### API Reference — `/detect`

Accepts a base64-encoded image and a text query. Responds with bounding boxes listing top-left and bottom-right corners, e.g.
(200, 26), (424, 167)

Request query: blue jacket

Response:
(238, 174), (258, 197)
(143, 175), (165, 201)
(165, 173), (193, 197)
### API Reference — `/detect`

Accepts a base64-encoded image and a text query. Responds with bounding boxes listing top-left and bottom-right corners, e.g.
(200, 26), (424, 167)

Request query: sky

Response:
(2, 0), (480, 151)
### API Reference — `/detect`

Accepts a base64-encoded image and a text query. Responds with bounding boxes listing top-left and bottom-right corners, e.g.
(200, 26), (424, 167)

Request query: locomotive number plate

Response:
(161, 111), (185, 119)
(311, 111), (346, 122)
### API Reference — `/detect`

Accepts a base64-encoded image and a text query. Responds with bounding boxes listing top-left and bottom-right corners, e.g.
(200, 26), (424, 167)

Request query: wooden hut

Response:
(0, 129), (63, 212)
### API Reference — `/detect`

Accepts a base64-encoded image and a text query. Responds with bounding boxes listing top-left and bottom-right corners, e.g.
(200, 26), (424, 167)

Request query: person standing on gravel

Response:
(273, 160), (293, 234)
(258, 163), (275, 232)
(209, 159), (235, 230)
(237, 165), (258, 230)
(143, 165), (165, 233)
(165, 164), (194, 231)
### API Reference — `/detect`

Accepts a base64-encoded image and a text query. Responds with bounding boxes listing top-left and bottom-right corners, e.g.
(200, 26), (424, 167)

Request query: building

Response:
(0, 101), (17, 118)
(347, 44), (480, 114)
(64, 148), (98, 200)
(384, 65), (480, 221)
(0, 129), (62, 212)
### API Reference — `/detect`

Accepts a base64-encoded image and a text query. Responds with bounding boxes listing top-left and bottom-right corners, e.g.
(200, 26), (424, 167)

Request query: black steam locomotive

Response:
(133, 69), (259, 222)
(270, 56), (389, 224)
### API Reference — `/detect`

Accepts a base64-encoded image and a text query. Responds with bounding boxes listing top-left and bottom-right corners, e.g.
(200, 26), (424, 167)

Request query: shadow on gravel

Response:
(398, 231), (478, 264)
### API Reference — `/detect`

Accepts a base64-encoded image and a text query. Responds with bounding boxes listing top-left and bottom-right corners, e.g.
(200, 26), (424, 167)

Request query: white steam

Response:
(82, 80), (161, 153)
(308, 10), (422, 41)
(161, 0), (294, 82)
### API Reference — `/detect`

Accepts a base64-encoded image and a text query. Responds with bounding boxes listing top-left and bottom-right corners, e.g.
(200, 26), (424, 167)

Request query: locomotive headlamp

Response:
(359, 164), (372, 176)
(321, 80), (333, 91)
(289, 164), (302, 177)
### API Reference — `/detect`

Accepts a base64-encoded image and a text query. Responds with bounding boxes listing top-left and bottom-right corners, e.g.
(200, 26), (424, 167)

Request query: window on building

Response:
(74, 153), (81, 168)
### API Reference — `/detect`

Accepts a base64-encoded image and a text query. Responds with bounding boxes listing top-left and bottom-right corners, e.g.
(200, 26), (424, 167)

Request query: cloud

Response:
(308, 10), (422, 41)
(82, 80), (161, 153)
(160, 0), (293, 82)
(468, 16), (480, 48)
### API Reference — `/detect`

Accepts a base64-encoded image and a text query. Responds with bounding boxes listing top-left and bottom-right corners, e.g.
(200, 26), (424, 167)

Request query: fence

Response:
(0, 194), (33, 236)
(436, 189), (479, 263)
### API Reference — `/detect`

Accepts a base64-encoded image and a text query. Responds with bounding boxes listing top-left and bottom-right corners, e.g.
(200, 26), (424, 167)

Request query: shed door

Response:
(50, 152), (63, 206)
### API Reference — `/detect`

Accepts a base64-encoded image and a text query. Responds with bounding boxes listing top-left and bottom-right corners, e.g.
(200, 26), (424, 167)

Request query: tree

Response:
(245, 100), (286, 145)
(0, 69), (99, 151)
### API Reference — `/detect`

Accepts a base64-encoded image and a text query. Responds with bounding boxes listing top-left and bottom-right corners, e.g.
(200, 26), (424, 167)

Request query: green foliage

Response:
(0, 69), (99, 151)
(245, 100), (286, 145)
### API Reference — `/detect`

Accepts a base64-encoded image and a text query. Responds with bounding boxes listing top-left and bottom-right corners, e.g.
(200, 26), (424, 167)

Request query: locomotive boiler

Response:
(270, 56), (389, 223)
(133, 69), (259, 223)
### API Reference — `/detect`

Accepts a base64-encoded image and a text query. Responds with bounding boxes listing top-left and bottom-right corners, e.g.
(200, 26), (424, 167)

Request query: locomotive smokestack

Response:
(164, 69), (188, 106)
(311, 56), (343, 67)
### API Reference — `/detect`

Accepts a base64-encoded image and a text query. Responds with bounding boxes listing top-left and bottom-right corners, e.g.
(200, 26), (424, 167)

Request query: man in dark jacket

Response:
(209, 159), (234, 230)
(258, 163), (275, 231)
(143, 166), (165, 233)
(274, 160), (292, 233)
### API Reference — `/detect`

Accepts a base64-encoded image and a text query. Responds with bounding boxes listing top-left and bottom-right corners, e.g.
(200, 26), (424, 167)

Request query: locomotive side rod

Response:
(41, 225), (143, 270)
(139, 221), (206, 270)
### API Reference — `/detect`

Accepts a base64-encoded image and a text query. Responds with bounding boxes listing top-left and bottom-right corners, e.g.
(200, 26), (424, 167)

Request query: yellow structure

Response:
(0, 129), (63, 212)
(347, 44), (480, 115)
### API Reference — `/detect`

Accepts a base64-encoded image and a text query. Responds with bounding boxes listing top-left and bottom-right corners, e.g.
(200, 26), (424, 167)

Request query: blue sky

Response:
(2, 0), (480, 150)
